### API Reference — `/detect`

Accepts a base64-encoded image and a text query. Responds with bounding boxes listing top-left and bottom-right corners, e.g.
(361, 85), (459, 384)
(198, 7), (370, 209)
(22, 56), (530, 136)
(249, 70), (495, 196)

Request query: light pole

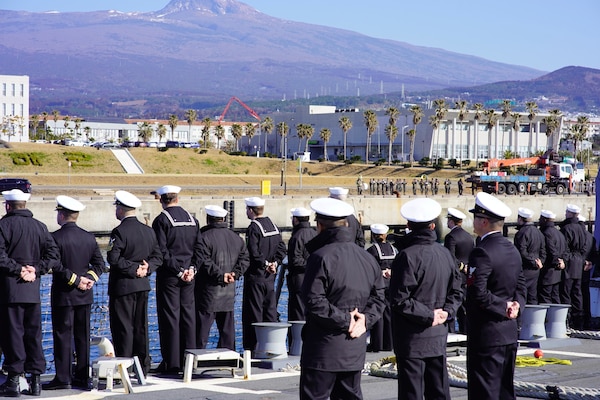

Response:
(401, 125), (409, 161)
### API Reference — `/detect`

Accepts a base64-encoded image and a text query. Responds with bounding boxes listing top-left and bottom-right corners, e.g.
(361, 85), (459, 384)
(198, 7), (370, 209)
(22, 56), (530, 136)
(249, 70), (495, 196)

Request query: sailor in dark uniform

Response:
(538, 210), (567, 304)
(196, 205), (249, 350)
(43, 196), (105, 391)
(0, 189), (61, 397)
(514, 207), (546, 304)
(242, 197), (287, 352)
(151, 185), (200, 374)
(390, 199), (463, 400)
(329, 187), (365, 248)
(284, 207), (317, 322)
(366, 223), (397, 352)
(107, 190), (162, 375)
(466, 192), (526, 400)
(300, 197), (385, 400)
(444, 207), (474, 333)
(559, 204), (590, 330)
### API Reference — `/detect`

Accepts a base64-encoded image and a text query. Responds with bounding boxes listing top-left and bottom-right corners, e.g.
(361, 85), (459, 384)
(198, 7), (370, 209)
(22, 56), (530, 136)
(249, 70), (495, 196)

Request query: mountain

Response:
(0, 0), (543, 115)
(422, 66), (600, 112)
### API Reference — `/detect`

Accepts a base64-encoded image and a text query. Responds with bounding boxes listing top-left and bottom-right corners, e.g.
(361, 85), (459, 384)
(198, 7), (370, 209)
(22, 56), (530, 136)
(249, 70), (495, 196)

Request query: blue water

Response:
(39, 271), (289, 373)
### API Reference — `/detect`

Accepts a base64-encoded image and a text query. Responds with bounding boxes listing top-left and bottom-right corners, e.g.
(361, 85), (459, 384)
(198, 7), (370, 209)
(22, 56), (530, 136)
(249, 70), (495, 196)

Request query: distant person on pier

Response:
(537, 210), (567, 304)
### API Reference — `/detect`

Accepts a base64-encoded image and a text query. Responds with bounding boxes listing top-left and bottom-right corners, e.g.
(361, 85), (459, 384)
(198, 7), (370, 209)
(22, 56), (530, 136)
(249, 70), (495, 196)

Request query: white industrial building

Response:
(0, 75), (30, 142)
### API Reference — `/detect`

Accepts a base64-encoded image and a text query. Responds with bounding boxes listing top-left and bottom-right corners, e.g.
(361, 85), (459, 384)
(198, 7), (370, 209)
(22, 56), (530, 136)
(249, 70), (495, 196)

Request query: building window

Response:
(19, 84), (24, 97)
(11, 84), (15, 97)
(2, 83), (5, 97)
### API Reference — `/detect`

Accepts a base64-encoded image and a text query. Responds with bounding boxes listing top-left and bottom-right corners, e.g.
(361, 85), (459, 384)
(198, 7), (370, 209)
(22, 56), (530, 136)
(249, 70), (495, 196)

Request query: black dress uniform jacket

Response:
(347, 214), (366, 248)
(0, 209), (61, 304)
(196, 222), (249, 312)
(286, 221), (317, 321)
(560, 217), (589, 280)
(540, 222), (567, 286)
(389, 230), (463, 358)
(466, 231), (526, 348)
(245, 216), (287, 279)
(107, 216), (162, 296)
(444, 226), (474, 269)
(514, 223), (546, 270)
(51, 222), (105, 306)
(301, 226), (385, 372)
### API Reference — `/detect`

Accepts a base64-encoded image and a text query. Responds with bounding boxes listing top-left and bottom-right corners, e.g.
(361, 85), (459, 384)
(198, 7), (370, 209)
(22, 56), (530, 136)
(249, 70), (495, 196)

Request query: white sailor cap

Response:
(2, 189), (30, 202)
(310, 197), (354, 220)
(114, 190), (142, 208)
(401, 198), (441, 223)
(469, 192), (512, 220)
(328, 187), (349, 197)
(290, 207), (311, 217)
(540, 210), (556, 219)
(566, 204), (581, 214)
(56, 195), (85, 212)
(518, 207), (534, 219)
(156, 185), (181, 196)
(447, 207), (466, 220)
(578, 215), (586, 222)
(245, 197), (265, 207)
(370, 223), (389, 235)
(205, 205), (228, 218)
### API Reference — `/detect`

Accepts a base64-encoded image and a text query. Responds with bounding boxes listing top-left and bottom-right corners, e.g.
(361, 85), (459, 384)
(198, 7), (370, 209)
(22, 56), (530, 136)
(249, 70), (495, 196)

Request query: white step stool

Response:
(183, 349), (245, 383)
(92, 356), (146, 393)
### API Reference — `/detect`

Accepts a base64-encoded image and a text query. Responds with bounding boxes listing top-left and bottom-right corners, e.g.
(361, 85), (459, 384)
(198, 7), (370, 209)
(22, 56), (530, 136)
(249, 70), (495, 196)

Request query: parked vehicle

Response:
(166, 140), (181, 148)
(0, 178), (32, 193)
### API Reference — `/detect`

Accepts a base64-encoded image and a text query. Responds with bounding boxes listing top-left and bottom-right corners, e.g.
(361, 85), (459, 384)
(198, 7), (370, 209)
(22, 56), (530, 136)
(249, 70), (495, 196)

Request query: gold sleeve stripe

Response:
(88, 271), (99, 282)
(68, 273), (77, 286)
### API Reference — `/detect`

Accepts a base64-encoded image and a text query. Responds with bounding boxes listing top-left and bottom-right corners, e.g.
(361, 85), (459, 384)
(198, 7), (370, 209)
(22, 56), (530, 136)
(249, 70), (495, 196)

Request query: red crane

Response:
(218, 96), (261, 123)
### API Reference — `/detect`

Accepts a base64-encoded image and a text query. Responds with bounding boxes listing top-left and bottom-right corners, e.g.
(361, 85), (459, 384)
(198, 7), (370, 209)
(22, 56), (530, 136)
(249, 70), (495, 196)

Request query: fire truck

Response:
(467, 151), (585, 195)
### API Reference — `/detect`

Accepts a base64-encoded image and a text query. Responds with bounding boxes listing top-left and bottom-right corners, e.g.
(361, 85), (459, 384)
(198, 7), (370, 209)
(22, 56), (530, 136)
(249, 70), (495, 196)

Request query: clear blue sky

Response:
(4, 0), (598, 72)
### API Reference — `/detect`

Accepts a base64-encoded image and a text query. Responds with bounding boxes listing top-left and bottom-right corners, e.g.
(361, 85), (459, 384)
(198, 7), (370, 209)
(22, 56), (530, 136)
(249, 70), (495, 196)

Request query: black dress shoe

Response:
(41, 379), (71, 390)
(71, 378), (92, 391)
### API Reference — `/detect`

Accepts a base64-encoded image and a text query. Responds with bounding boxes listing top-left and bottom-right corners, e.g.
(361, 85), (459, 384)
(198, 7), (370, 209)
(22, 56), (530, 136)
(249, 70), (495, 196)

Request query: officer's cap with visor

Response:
(114, 190), (142, 209)
(55, 195), (86, 212)
(310, 197), (354, 221)
(469, 192), (511, 220)
(402, 198), (442, 223)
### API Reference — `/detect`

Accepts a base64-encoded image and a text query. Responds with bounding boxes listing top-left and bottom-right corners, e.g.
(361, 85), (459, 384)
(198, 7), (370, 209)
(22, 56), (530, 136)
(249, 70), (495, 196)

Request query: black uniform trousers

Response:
(109, 291), (151, 374)
(51, 304), (91, 383)
(286, 273), (305, 322)
(523, 269), (540, 304)
(369, 296), (392, 352)
(242, 277), (278, 350)
(538, 283), (560, 304)
(467, 343), (517, 400)
(560, 278), (584, 329)
(156, 277), (195, 370)
(396, 355), (449, 400)
(0, 304), (45, 374)
(196, 310), (235, 350)
(299, 367), (362, 400)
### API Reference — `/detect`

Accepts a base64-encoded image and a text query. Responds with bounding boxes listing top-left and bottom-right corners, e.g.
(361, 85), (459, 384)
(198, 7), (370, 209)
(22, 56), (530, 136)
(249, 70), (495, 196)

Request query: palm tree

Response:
(384, 123), (399, 166)
(363, 110), (378, 164)
(168, 114), (178, 141)
(261, 116), (274, 154)
(484, 109), (498, 158)
(319, 128), (332, 161)
(231, 124), (243, 151)
(455, 100), (468, 168)
(300, 124), (314, 153)
(137, 122), (153, 143)
(74, 118), (82, 140)
(184, 109), (197, 143)
(201, 117), (211, 148)
(156, 123), (167, 143)
(409, 105), (424, 166)
(473, 103), (484, 166)
(30, 114), (39, 140)
(277, 122), (289, 157)
(543, 109), (562, 150)
(432, 99), (448, 163)
(83, 126), (91, 141)
(510, 112), (522, 156)
(567, 115), (590, 160)
(526, 101), (538, 153)
(245, 123), (257, 153)
(40, 111), (48, 140)
(500, 99), (512, 151)
(52, 110), (60, 137)
(385, 106), (399, 165)
(429, 114), (441, 164)
(215, 124), (225, 150)
(338, 116), (353, 161)
(63, 116), (71, 137)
